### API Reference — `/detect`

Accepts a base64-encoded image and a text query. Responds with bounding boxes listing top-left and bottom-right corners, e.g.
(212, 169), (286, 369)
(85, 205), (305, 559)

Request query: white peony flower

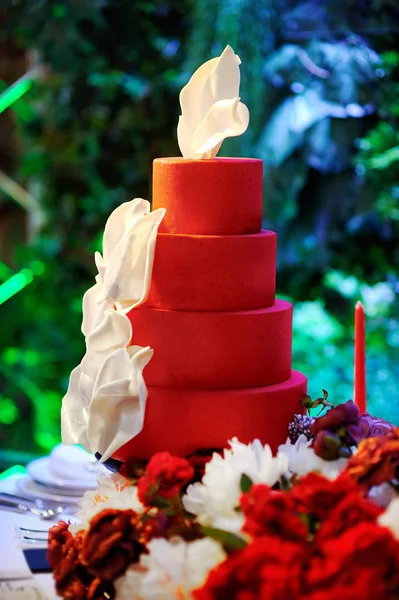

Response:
(378, 497), (399, 540)
(70, 472), (144, 534)
(182, 438), (288, 532)
(177, 45), (249, 159)
(278, 435), (349, 480)
(114, 537), (226, 600)
(61, 310), (153, 461)
(368, 482), (398, 508)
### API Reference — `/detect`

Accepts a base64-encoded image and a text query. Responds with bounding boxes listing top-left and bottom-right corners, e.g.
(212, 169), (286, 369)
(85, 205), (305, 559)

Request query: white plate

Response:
(16, 476), (83, 505)
(27, 457), (100, 491)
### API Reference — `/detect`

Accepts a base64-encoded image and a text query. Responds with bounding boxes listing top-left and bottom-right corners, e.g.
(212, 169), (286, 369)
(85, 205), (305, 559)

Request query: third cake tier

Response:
(128, 300), (292, 389)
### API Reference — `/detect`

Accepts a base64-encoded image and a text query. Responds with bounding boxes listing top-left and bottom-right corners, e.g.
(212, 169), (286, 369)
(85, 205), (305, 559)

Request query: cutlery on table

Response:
(0, 495), (70, 519)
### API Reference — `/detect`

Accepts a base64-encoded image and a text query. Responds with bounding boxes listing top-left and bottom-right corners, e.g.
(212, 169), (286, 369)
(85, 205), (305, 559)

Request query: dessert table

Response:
(0, 475), (59, 600)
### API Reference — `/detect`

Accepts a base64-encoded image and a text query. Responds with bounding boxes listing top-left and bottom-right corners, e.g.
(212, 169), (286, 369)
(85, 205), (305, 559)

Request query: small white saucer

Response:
(27, 457), (100, 491)
(16, 476), (83, 505)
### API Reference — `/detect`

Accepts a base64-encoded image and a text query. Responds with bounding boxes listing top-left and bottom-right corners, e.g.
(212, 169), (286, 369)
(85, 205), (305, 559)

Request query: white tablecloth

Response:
(0, 477), (68, 600)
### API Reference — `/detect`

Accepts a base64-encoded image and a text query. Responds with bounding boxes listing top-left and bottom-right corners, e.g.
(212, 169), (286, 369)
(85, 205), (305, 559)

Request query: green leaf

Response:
(199, 526), (247, 551)
(240, 474), (253, 494)
(149, 496), (172, 510)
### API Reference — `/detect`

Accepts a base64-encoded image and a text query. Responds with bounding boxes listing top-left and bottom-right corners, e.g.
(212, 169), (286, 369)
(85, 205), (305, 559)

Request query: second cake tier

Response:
(145, 230), (276, 311)
(128, 300), (292, 389)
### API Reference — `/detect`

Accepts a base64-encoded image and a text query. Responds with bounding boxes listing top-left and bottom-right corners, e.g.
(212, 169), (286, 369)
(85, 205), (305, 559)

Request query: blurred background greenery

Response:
(0, 0), (398, 466)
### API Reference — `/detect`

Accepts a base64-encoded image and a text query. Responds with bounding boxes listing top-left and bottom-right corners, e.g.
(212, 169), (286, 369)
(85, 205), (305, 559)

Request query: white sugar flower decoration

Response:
(61, 310), (153, 461)
(70, 472), (144, 534)
(183, 438), (288, 533)
(278, 435), (349, 480)
(177, 45), (249, 160)
(114, 537), (226, 600)
(378, 497), (399, 540)
(82, 198), (165, 335)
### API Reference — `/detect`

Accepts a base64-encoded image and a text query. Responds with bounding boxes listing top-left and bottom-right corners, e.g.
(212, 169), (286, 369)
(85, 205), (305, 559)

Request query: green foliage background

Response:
(0, 0), (398, 461)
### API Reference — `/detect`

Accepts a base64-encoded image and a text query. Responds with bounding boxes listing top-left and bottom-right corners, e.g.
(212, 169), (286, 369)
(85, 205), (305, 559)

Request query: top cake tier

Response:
(153, 157), (263, 235)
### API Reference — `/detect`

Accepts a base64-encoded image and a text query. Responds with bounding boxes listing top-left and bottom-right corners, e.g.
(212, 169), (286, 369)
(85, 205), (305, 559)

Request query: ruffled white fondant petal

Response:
(102, 198), (150, 261)
(100, 207), (166, 313)
(81, 276), (109, 338)
(193, 98), (250, 159)
(209, 45), (241, 100)
(65, 193), (165, 458)
(81, 309), (132, 380)
(87, 345), (153, 462)
(94, 251), (107, 281)
(177, 45), (249, 159)
(61, 366), (91, 451)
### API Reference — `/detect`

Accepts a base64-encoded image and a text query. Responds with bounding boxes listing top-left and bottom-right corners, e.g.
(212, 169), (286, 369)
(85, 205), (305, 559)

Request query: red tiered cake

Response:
(113, 157), (307, 461)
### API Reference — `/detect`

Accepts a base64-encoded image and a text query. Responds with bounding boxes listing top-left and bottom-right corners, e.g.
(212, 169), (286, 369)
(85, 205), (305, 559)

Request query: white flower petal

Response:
(183, 437), (287, 531)
(278, 435), (349, 480)
(378, 497), (399, 540)
(70, 472), (144, 534)
(87, 345), (153, 462)
(177, 45), (249, 159)
(115, 537), (226, 600)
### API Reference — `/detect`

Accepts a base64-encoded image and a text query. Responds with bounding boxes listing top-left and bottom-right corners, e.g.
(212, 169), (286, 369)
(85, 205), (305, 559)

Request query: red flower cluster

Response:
(137, 451), (194, 506)
(47, 508), (148, 599)
(196, 473), (399, 600)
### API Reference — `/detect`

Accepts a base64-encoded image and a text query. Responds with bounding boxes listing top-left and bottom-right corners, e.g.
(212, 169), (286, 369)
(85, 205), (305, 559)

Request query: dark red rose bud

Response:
(313, 430), (342, 461)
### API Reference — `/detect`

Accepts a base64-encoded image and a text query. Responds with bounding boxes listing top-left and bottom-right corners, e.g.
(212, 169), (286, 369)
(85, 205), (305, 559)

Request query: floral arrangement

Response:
(48, 398), (399, 600)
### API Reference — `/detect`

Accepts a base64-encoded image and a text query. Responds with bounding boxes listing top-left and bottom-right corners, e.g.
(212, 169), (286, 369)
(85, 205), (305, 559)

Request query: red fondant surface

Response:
(152, 158), (263, 235)
(128, 300), (292, 389)
(113, 370), (307, 460)
(145, 230), (276, 311)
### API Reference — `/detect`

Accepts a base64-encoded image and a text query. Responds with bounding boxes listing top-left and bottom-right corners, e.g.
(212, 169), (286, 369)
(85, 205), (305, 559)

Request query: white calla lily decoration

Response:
(177, 45), (249, 159)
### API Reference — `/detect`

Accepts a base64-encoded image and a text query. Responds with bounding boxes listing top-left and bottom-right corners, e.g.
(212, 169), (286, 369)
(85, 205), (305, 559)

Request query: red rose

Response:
(47, 520), (73, 568)
(137, 452), (194, 506)
(79, 508), (144, 580)
(187, 450), (219, 482)
(316, 494), (382, 541)
(194, 536), (306, 600)
(304, 522), (399, 600)
(240, 484), (308, 542)
(292, 472), (362, 520)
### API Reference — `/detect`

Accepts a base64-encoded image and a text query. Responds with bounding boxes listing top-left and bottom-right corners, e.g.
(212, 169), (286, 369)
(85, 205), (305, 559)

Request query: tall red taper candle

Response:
(354, 301), (366, 414)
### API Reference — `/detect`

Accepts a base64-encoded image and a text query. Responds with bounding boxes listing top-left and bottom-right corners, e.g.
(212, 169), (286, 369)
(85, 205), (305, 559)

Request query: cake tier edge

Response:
(112, 370), (307, 460)
(128, 299), (292, 389)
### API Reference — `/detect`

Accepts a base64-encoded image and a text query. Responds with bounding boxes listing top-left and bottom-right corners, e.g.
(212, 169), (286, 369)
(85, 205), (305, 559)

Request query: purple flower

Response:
(359, 413), (395, 438)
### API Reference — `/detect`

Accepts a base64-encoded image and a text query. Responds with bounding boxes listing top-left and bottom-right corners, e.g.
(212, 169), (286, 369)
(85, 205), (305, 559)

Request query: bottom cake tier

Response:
(112, 370), (307, 461)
